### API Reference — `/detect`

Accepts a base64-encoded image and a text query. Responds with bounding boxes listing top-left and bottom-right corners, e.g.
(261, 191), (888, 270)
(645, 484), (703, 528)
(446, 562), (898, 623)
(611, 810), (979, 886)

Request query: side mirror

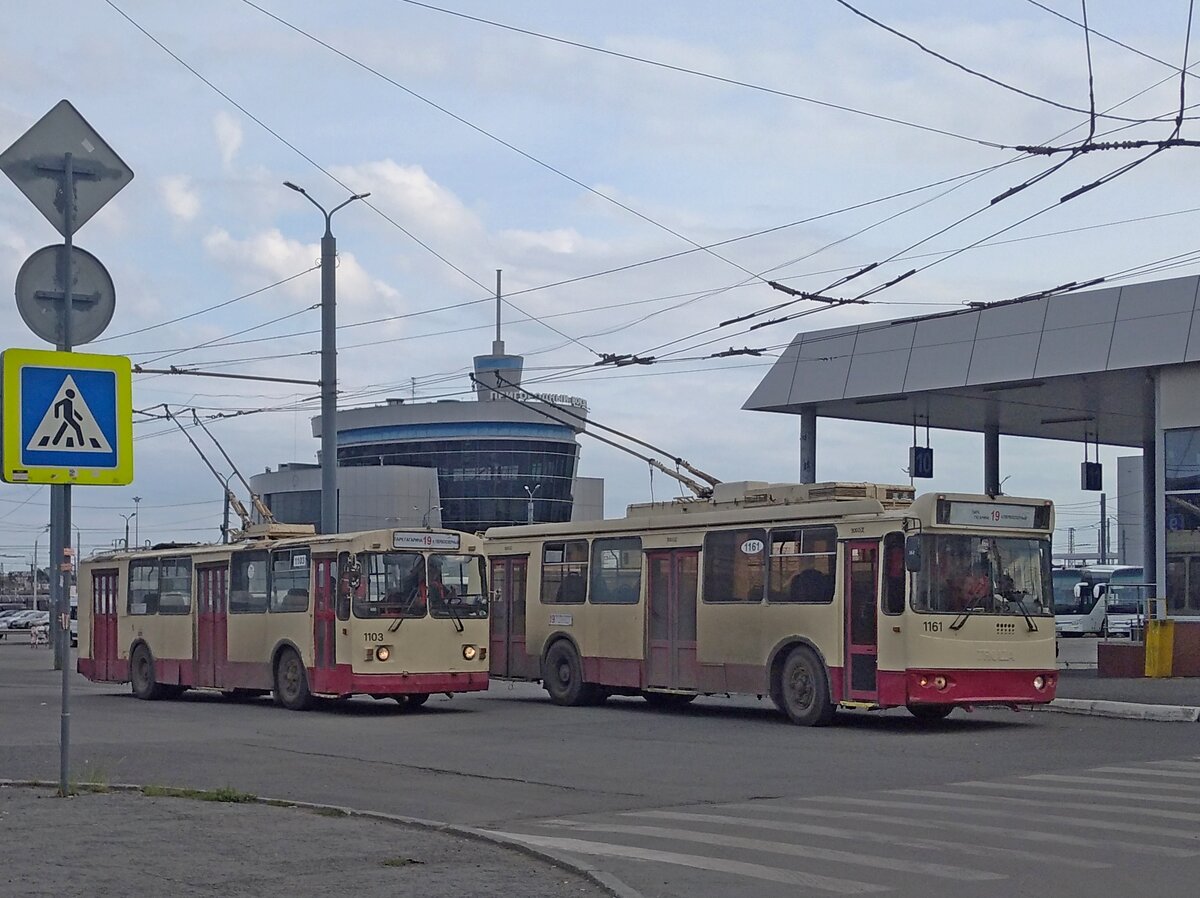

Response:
(1073, 583), (1083, 598)
(904, 535), (922, 572)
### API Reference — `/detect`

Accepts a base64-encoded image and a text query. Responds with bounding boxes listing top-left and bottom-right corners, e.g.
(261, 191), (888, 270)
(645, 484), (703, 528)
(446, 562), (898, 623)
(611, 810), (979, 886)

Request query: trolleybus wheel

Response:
(907, 703), (954, 721)
(776, 646), (835, 726)
(273, 648), (313, 711)
(393, 693), (430, 709)
(130, 644), (164, 701)
(543, 640), (590, 706)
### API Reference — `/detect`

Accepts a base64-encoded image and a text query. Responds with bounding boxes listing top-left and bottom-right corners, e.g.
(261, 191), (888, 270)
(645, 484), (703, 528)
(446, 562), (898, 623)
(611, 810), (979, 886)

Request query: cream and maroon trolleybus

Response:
(483, 482), (1057, 725)
(78, 526), (490, 710)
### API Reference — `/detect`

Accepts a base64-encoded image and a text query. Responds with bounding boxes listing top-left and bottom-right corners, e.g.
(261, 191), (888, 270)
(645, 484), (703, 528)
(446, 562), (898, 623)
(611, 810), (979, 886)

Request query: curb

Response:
(0, 779), (644, 898)
(1034, 698), (1200, 722)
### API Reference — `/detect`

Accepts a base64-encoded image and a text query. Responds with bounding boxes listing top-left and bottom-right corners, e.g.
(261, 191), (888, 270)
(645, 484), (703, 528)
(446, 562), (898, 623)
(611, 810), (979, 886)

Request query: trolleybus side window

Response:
(128, 559), (159, 615)
(358, 552), (426, 618)
(271, 549), (310, 613)
(703, 528), (766, 603)
(589, 537), (642, 605)
(541, 540), (588, 604)
(127, 556), (193, 616)
(157, 557), (193, 615)
(428, 553), (489, 618)
(767, 526), (836, 604)
(882, 532), (906, 615)
(230, 551), (269, 613)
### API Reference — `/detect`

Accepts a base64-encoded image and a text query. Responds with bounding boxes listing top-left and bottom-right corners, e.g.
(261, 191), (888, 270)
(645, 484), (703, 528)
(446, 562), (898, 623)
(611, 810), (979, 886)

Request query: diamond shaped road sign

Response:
(0, 99), (133, 237)
(1, 347), (134, 486)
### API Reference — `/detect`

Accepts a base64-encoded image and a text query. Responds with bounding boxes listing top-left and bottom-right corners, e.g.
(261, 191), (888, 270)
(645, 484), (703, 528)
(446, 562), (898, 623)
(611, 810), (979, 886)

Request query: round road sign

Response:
(14, 244), (115, 346)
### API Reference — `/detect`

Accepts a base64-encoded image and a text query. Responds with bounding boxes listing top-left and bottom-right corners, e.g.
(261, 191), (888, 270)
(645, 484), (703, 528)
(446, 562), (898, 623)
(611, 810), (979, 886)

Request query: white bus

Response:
(78, 528), (490, 710)
(484, 482), (1057, 725)
(1054, 564), (1139, 637)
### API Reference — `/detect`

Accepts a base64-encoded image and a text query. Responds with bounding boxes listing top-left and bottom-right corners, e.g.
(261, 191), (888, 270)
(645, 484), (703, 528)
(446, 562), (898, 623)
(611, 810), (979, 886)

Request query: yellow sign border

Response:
(2, 347), (134, 486)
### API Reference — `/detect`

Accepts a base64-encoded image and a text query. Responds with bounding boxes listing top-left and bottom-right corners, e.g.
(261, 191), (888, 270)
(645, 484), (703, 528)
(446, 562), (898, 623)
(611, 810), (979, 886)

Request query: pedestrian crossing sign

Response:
(2, 347), (133, 485)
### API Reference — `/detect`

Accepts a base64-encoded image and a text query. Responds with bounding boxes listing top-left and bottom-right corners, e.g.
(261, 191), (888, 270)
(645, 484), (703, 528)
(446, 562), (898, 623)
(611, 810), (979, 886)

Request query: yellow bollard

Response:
(1144, 619), (1175, 678)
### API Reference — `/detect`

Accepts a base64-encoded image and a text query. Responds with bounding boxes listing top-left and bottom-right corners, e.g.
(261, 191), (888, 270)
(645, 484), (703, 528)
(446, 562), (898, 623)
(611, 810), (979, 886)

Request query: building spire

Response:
(493, 269), (505, 356)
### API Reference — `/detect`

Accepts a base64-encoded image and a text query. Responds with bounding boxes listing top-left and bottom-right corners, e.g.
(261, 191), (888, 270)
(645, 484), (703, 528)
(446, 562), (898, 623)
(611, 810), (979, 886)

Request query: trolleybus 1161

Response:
(77, 526), (490, 710)
(483, 481), (1057, 725)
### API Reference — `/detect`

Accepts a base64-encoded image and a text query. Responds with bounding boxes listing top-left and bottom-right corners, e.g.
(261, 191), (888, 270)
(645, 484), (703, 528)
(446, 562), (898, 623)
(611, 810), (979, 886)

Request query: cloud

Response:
(213, 111), (243, 169)
(159, 175), (200, 222)
(330, 160), (480, 238)
(202, 227), (401, 311)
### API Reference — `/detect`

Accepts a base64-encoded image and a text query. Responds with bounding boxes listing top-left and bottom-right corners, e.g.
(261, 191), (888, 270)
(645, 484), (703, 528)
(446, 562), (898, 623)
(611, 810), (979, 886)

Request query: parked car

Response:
(1, 610), (46, 630)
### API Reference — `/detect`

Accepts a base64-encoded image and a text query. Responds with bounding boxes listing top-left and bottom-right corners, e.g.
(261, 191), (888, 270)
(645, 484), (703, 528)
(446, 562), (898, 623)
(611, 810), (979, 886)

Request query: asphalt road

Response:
(3, 646), (1198, 898)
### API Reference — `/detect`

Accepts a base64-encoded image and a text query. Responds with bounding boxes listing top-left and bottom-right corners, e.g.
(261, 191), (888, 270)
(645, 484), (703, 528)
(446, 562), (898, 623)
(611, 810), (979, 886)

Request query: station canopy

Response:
(744, 275), (1200, 447)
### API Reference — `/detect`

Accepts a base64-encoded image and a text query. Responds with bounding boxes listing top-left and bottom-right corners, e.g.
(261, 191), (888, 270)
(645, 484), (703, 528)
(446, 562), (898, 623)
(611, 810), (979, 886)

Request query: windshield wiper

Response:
(444, 595), (465, 634)
(1010, 596), (1039, 632)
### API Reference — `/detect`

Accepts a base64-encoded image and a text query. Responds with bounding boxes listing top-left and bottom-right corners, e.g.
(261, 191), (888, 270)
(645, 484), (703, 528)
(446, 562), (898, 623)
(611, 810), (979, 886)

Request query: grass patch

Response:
(70, 764), (112, 795)
(382, 857), (424, 868)
(141, 785), (258, 803)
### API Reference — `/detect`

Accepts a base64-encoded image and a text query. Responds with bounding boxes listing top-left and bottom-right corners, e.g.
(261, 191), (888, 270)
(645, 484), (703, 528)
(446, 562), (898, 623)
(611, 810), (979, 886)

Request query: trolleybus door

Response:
(488, 557), (529, 678)
(195, 564), (228, 688)
(845, 540), (880, 701)
(313, 556), (338, 670)
(644, 549), (699, 690)
(91, 569), (119, 681)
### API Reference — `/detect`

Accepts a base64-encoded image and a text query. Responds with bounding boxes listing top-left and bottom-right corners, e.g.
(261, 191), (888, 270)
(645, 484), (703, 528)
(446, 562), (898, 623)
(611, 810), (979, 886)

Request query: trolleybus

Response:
(78, 527), (490, 710)
(483, 481), (1057, 725)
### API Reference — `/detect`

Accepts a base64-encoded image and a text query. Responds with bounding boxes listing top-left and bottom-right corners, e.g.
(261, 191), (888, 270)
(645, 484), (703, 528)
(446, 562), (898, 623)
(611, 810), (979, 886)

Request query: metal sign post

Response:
(1, 100), (133, 797)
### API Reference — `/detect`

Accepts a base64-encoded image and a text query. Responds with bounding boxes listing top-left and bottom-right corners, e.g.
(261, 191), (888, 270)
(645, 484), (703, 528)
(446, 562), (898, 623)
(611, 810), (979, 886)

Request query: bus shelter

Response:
(744, 274), (1200, 674)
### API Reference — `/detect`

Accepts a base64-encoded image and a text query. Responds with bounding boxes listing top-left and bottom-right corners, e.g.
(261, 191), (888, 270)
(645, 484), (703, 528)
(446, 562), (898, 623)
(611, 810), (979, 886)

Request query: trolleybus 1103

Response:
(483, 481), (1057, 725)
(77, 526), (490, 710)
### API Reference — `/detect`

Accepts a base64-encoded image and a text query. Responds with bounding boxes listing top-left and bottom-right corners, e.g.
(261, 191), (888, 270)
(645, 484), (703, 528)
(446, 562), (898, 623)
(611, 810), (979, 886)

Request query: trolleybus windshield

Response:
(912, 534), (1052, 615)
(355, 551), (489, 620)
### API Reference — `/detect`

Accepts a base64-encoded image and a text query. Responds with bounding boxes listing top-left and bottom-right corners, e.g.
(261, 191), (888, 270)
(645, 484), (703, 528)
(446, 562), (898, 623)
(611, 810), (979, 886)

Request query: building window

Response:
(541, 540), (588, 604)
(703, 529), (766, 603)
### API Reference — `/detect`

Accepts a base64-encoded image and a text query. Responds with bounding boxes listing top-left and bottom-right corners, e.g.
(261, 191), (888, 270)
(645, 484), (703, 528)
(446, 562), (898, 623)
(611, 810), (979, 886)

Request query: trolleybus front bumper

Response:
(900, 668), (1057, 707)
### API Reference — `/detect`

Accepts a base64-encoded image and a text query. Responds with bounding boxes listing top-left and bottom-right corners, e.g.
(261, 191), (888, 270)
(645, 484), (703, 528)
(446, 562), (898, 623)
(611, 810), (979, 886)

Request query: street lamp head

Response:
(283, 181), (305, 194)
(351, 192), (371, 201)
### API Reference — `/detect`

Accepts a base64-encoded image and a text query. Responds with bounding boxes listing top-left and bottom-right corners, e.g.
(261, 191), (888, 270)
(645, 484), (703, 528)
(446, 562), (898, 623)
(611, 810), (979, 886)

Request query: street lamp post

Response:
(524, 484), (541, 525)
(32, 524), (50, 611)
(422, 505), (443, 528)
(132, 496), (141, 547)
(120, 512), (136, 550)
(283, 180), (370, 536)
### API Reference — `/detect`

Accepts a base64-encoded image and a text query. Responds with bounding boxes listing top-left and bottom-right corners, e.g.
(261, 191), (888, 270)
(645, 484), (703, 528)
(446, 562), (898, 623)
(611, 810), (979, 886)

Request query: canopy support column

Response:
(799, 406), (817, 484)
(984, 424), (1001, 496)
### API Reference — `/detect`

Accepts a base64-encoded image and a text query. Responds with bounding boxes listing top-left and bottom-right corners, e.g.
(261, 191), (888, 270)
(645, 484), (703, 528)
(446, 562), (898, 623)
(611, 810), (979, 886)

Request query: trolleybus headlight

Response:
(1033, 675), (1046, 691)
(376, 646), (391, 662)
(462, 644), (478, 661)
(933, 675), (948, 690)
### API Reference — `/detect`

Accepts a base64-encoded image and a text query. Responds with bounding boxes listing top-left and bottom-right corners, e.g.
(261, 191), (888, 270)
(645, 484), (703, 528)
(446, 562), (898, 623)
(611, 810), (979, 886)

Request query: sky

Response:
(1, 0), (1196, 566)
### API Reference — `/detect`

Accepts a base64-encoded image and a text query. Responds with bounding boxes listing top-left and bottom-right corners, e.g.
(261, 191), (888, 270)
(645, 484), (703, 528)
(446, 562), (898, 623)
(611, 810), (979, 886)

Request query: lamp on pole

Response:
(132, 496), (141, 547)
(119, 512), (136, 550)
(422, 505), (443, 528)
(32, 523), (50, 611)
(283, 180), (370, 536)
(524, 484), (541, 525)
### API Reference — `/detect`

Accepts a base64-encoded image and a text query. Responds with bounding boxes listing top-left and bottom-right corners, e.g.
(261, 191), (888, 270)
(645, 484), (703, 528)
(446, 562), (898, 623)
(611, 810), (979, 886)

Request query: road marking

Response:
(623, 810), (1108, 869)
(723, 803), (1195, 859)
(481, 831), (888, 894)
(1145, 760), (1200, 770)
(893, 788), (1200, 823)
(810, 796), (1197, 840)
(541, 820), (1004, 881)
(1090, 766), (1200, 781)
(1023, 773), (1200, 794)
(951, 779), (1200, 805)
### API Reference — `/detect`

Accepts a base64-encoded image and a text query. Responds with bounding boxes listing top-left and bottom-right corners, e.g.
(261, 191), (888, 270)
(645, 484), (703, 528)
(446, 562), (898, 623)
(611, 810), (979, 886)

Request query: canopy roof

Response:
(744, 275), (1200, 447)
